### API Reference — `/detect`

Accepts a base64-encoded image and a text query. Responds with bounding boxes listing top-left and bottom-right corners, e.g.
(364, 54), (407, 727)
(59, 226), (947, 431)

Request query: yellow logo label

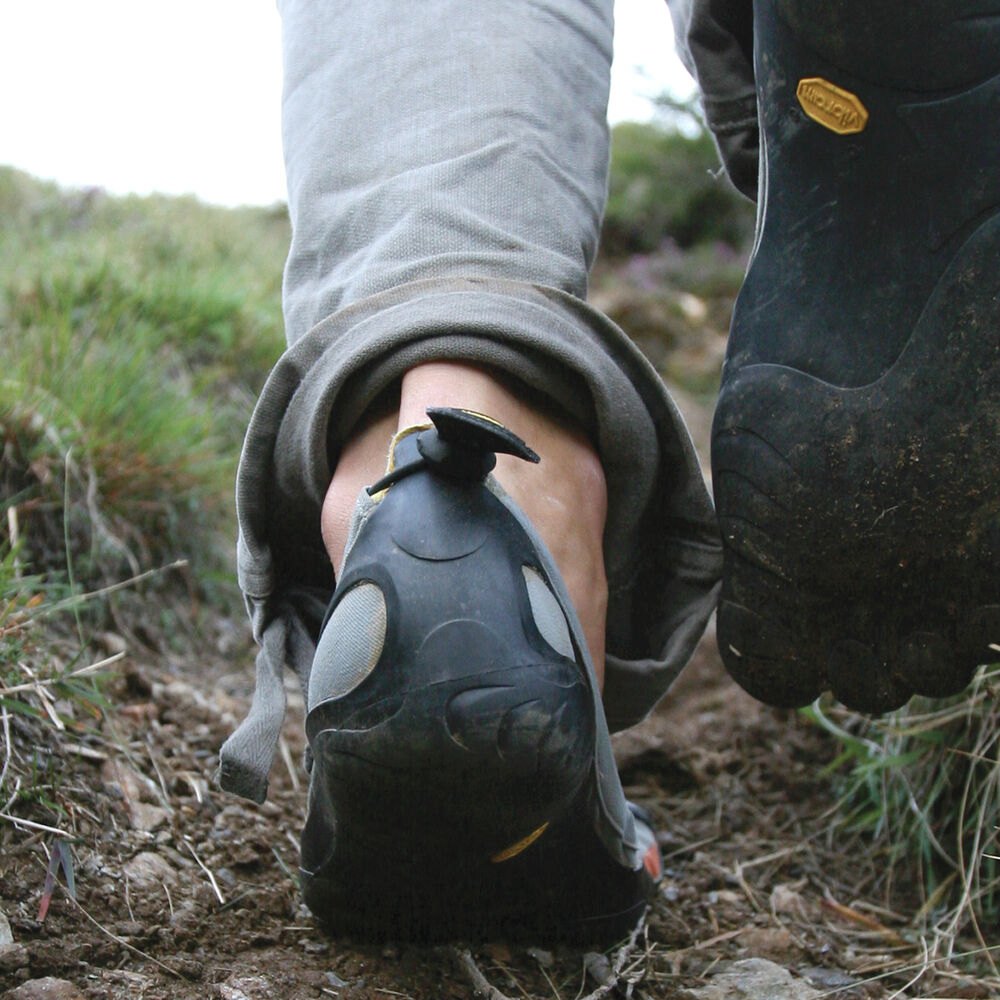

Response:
(796, 77), (869, 135)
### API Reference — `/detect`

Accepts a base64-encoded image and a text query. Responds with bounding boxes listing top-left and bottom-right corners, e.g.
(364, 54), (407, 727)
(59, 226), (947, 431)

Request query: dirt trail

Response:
(4, 617), (978, 1000)
(1, 385), (992, 1000)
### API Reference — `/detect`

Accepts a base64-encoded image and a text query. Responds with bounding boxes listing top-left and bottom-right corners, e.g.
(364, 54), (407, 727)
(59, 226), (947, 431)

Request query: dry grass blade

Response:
(184, 836), (226, 905)
(0, 650), (125, 698)
(0, 812), (73, 837)
(813, 943), (1000, 998)
(35, 560), (189, 617)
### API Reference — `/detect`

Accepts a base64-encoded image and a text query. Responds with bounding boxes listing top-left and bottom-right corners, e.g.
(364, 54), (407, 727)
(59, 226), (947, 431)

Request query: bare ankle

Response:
(322, 362), (609, 684)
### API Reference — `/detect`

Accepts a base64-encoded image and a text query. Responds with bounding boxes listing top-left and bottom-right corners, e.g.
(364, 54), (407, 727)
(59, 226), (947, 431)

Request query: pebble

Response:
(0, 943), (29, 972)
(527, 947), (554, 968)
(737, 926), (802, 962)
(800, 966), (859, 990)
(4, 978), (86, 1000)
(683, 958), (822, 1000)
(217, 974), (272, 999)
(584, 952), (613, 987)
(122, 850), (177, 889)
(0, 909), (13, 946)
(129, 802), (170, 833)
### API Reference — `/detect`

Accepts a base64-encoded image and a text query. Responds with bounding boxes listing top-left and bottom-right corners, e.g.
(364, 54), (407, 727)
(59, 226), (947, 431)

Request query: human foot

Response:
(305, 405), (646, 940)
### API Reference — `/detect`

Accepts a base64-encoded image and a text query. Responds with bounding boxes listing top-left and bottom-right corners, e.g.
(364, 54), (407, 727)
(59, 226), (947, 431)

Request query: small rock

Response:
(737, 926), (803, 963)
(683, 958), (821, 1000)
(5, 978), (86, 1000)
(169, 957), (203, 980)
(707, 889), (742, 906)
(800, 967), (859, 990)
(169, 902), (202, 937)
(0, 942), (29, 972)
(214, 867), (237, 887)
(118, 703), (159, 724)
(584, 952), (614, 987)
(218, 974), (272, 999)
(129, 803), (169, 833)
(325, 972), (349, 988)
(770, 883), (808, 918)
(123, 851), (177, 889)
(101, 759), (171, 831)
(0, 909), (13, 945)
(96, 632), (129, 657)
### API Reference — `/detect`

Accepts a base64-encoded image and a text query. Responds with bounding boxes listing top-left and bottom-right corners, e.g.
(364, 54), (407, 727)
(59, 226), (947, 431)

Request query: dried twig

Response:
(579, 915), (647, 1000)
(812, 943), (1000, 999)
(0, 707), (11, 800)
(454, 948), (517, 1000)
(38, 838), (76, 920)
(69, 894), (184, 980)
(7, 506), (21, 577)
(145, 734), (173, 810)
(885, 937), (930, 1000)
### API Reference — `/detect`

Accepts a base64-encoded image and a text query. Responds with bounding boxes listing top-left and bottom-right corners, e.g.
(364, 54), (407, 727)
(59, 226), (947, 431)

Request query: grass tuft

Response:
(807, 664), (1000, 972)
(0, 165), (287, 598)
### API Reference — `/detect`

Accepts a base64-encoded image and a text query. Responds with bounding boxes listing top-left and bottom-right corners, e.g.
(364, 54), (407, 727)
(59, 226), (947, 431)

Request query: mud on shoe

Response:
(713, 0), (1000, 712)
(299, 408), (651, 941)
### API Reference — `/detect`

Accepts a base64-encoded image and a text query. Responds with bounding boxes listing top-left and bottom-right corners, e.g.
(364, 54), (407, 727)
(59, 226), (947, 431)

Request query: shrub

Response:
(602, 119), (755, 257)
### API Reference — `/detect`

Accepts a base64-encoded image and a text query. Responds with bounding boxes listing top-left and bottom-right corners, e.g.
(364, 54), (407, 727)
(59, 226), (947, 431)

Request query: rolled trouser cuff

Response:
(228, 275), (721, 829)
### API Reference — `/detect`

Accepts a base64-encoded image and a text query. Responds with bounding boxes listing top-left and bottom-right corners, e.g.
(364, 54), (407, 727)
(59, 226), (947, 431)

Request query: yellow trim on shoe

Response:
(491, 821), (550, 863)
(369, 422), (432, 502)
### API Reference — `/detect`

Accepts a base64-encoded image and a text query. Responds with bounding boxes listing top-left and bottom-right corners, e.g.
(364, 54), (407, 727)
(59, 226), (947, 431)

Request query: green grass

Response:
(806, 667), (1000, 965)
(0, 166), (289, 834)
(0, 166), (288, 594)
(0, 543), (100, 825)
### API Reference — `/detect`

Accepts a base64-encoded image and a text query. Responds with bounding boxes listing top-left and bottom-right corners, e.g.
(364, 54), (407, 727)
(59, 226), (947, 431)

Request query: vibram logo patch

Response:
(796, 77), (868, 135)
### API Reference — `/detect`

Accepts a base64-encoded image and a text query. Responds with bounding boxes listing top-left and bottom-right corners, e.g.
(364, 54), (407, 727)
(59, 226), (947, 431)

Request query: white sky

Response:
(0, 1), (694, 208)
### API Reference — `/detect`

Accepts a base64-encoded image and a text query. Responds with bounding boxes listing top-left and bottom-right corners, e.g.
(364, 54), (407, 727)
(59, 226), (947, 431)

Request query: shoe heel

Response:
(300, 658), (594, 937)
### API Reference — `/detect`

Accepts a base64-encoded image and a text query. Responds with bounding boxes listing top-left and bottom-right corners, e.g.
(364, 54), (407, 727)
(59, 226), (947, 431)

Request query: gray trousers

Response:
(220, 0), (740, 858)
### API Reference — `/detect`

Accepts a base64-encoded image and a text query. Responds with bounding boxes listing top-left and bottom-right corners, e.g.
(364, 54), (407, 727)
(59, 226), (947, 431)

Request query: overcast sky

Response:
(0, 1), (694, 208)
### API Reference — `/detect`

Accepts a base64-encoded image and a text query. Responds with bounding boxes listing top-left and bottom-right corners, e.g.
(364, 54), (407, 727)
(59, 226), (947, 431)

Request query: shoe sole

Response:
(302, 666), (646, 941)
(714, 0), (1000, 711)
